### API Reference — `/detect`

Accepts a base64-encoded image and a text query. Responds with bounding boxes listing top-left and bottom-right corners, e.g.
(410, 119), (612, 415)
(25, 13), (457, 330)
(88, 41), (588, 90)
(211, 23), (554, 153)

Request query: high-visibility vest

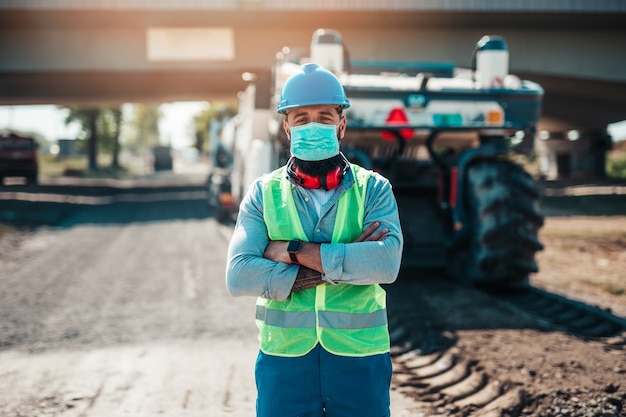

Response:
(257, 164), (390, 357)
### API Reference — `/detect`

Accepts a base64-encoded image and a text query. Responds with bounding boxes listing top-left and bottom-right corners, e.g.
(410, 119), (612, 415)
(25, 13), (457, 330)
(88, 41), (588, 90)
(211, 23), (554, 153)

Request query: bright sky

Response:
(0, 102), (209, 150)
(158, 101), (209, 148)
(608, 120), (626, 142)
(0, 105), (82, 144)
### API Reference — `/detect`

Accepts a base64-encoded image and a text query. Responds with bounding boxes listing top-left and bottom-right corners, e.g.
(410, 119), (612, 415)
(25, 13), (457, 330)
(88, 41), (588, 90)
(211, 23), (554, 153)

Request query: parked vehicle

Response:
(0, 132), (39, 185)
(208, 29), (544, 287)
(152, 145), (173, 171)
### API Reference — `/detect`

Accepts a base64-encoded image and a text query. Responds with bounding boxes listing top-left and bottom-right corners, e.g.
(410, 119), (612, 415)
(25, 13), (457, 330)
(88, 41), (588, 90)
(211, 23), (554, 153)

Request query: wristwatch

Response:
(287, 239), (303, 264)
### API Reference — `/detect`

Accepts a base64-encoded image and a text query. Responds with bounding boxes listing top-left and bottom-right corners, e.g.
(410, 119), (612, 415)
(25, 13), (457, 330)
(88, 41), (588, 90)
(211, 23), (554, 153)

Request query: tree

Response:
(98, 107), (123, 169)
(61, 106), (124, 170)
(125, 104), (162, 153)
(110, 108), (123, 169)
(192, 102), (236, 155)
(63, 107), (100, 170)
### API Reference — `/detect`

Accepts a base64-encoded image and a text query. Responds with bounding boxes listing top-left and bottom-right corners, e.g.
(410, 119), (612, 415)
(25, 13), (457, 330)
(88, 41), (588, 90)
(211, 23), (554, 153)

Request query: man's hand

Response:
(353, 221), (389, 242)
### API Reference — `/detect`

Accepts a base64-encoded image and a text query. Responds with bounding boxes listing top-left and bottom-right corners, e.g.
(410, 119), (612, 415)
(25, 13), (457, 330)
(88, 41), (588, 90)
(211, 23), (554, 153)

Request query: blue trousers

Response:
(255, 344), (392, 417)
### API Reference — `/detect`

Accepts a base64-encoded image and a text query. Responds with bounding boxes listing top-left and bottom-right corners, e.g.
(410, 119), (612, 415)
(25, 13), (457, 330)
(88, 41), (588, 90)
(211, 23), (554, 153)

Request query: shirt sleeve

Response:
(225, 180), (298, 300)
(320, 172), (404, 285)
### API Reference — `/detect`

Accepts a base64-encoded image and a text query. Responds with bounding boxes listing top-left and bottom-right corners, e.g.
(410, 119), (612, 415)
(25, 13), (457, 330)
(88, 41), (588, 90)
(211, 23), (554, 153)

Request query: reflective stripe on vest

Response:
(256, 304), (388, 329)
(258, 164), (390, 357)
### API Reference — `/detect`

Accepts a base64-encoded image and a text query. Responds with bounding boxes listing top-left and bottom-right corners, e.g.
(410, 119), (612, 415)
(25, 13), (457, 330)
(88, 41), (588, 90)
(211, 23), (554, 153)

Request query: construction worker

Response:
(226, 63), (403, 417)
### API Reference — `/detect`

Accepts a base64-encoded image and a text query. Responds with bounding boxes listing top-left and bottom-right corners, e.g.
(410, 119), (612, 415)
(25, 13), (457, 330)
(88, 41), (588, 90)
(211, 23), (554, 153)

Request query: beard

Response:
(292, 154), (344, 177)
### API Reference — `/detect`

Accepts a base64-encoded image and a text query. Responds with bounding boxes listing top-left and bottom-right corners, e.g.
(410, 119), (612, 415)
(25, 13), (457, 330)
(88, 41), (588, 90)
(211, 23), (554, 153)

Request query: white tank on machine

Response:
(474, 35), (509, 89)
(310, 28), (344, 74)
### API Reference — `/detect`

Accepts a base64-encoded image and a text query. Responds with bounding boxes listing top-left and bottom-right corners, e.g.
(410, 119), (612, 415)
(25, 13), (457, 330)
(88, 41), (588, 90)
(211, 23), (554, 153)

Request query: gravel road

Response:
(0, 185), (259, 415)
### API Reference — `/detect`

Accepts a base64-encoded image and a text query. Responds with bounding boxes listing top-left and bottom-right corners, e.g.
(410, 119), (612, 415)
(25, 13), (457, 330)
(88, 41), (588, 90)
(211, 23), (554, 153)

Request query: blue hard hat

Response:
(277, 63), (350, 114)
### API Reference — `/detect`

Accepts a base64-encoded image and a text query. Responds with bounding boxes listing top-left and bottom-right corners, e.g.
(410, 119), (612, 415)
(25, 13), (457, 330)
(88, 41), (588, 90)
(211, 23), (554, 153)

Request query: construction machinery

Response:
(208, 29), (544, 286)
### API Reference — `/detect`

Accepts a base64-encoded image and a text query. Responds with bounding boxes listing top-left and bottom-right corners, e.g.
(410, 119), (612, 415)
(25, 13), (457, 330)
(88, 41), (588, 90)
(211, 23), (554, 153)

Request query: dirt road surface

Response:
(0, 177), (423, 416)
(1, 176), (625, 416)
(0, 214), (258, 415)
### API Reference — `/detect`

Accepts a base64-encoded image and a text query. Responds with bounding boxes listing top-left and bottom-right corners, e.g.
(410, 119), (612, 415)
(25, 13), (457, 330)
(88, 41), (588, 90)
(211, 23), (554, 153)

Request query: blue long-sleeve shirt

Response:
(225, 164), (404, 301)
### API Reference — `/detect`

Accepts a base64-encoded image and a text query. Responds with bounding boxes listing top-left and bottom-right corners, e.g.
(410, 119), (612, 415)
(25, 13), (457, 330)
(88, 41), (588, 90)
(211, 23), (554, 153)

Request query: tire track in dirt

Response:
(387, 270), (626, 416)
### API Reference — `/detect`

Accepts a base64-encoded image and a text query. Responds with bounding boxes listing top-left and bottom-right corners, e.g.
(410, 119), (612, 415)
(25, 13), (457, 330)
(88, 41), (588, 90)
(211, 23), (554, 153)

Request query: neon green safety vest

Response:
(257, 164), (390, 357)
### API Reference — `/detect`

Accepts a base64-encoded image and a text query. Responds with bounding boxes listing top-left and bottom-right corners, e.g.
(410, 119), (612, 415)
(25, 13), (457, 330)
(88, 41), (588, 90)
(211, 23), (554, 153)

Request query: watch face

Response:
(288, 239), (302, 253)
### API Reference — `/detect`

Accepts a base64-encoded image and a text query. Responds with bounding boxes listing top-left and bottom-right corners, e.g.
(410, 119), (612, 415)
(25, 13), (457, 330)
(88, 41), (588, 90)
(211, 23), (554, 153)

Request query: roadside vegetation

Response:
(607, 140), (626, 179)
(35, 102), (237, 179)
(38, 153), (147, 179)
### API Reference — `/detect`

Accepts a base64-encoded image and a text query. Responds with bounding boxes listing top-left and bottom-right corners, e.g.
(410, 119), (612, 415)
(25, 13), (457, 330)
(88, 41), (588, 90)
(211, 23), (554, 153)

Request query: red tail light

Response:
(449, 167), (458, 208)
(382, 108), (413, 141)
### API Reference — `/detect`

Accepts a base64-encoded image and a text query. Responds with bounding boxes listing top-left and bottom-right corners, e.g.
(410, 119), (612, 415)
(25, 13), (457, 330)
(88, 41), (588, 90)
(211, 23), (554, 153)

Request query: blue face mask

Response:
(289, 122), (341, 161)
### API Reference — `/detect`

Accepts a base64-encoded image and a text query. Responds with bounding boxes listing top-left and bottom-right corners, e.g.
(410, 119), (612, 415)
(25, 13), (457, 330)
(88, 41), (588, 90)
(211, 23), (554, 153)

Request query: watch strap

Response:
(287, 239), (302, 264)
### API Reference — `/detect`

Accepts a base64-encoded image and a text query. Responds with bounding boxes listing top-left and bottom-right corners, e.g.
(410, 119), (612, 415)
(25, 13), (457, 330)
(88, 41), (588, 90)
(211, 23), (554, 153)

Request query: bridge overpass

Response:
(1, 0), (625, 136)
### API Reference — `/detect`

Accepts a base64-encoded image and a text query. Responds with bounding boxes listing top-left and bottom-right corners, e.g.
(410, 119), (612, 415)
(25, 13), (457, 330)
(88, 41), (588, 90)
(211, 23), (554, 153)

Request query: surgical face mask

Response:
(289, 122), (341, 161)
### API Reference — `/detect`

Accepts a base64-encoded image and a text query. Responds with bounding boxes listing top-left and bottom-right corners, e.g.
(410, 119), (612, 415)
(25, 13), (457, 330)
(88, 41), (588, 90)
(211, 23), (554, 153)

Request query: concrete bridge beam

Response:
(1, 8), (625, 130)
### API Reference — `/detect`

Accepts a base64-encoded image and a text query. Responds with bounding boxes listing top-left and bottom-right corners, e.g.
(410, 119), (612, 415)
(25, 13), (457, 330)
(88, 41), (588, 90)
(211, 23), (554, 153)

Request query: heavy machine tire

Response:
(450, 158), (544, 287)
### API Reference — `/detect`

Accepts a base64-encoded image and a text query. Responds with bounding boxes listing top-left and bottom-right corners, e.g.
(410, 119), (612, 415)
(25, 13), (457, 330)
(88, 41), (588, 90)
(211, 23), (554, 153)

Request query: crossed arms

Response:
(263, 221), (389, 292)
(225, 176), (403, 300)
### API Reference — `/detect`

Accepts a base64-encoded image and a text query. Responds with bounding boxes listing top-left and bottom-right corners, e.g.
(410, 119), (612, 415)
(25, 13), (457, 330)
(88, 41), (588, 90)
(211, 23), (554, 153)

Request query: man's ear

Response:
(283, 119), (291, 140)
(338, 115), (347, 140)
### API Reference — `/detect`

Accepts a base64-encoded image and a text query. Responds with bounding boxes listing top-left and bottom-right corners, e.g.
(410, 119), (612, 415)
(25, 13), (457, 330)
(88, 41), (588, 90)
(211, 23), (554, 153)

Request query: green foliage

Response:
(39, 154), (88, 178)
(97, 107), (123, 153)
(606, 149), (626, 179)
(55, 101), (237, 170)
(61, 107), (99, 137)
(124, 104), (162, 151)
(192, 102), (237, 153)
(39, 153), (143, 179)
(59, 106), (124, 170)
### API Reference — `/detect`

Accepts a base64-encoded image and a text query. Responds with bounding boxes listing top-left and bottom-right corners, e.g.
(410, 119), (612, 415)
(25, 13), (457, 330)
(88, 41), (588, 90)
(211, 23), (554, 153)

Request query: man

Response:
(226, 63), (403, 417)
